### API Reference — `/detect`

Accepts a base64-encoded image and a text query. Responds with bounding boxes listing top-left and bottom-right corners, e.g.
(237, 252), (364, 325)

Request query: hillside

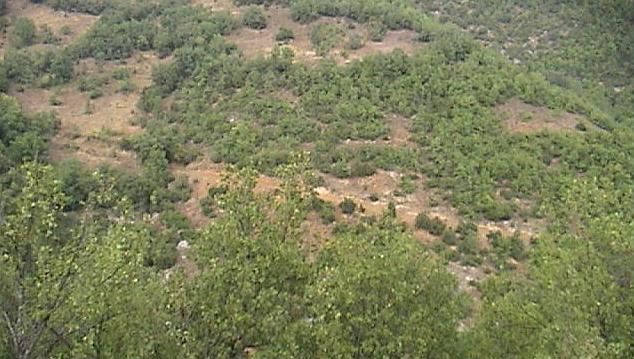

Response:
(0, 0), (632, 358)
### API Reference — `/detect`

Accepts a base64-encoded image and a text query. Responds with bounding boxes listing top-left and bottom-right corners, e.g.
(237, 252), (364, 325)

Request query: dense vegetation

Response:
(1, 0), (633, 358)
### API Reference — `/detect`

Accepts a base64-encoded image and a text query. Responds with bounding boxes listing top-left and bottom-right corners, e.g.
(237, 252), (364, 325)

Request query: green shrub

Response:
(346, 34), (365, 50)
(319, 202), (336, 224)
(275, 27), (294, 42)
(415, 212), (446, 235)
(242, 6), (267, 30)
(40, 24), (60, 45)
(367, 20), (387, 42)
(509, 235), (526, 260)
(339, 198), (357, 214)
(458, 235), (479, 256)
(118, 79), (136, 94)
(350, 160), (375, 177)
(441, 230), (458, 245)
(60, 25), (72, 36)
(482, 199), (514, 221)
(310, 23), (343, 56)
(399, 176), (416, 194)
(10, 18), (37, 48)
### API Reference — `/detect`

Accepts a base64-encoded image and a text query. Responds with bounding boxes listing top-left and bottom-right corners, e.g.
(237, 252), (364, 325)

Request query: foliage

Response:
(242, 5), (267, 30)
(0, 163), (167, 358)
(163, 166), (469, 357)
(310, 23), (343, 56)
(3, 48), (74, 85)
(0, 94), (58, 169)
(338, 197), (356, 214)
(367, 19), (387, 42)
(275, 26), (295, 42)
(415, 212), (446, 235)
(10, 17), (37, 48)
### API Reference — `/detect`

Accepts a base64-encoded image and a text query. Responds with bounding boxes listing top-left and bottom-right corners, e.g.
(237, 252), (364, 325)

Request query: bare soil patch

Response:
(496, 99), (588, 134)
(0, 0), (98, 53)
(385, 114), (416, 147)
(226, 6), (421, 63)
(344, 30), (419, 62)
(170, 159), (281, 227)
(191, 0), (240, 14)
(10, 52), (165, 170)
(172, 159), (543, 245)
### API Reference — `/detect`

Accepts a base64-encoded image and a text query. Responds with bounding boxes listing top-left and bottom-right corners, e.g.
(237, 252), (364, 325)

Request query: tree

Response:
(284, 228), (469, 358)
(165, 165), (312, 357)
(0, 164), (163, 358)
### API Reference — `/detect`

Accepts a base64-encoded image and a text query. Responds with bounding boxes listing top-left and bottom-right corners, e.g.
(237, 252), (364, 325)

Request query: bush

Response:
(415, 212), (446, 235)
(441, 230), (458, 245)
(10, 18), (37, 48)
(242, 6), (267, 30)
(346, 34), (365, 50)
(400, 176), (416, 194)
(350, 160), (375, 177)
(60, 25), (72, 36)
(310, 23), (343, 56)
(482, 199), (514, 221)
(275, 27), (295, 42)
(458, 235), (479, 256)
(339, 198), (357, 214)
(319, 202), (336, 224)
(40, 24), (60, 45)
(367, 20), (387, 42)
(290, 1), (318, 23)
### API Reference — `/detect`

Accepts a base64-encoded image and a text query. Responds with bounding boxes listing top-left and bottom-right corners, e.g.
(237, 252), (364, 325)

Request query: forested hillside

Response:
(0, 0), (632, 358)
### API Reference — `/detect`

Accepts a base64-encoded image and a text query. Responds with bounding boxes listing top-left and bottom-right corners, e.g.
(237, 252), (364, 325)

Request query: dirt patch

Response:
(168, 151), (542, 245)
(170, 159), (281, 227)
(316, 170), (541, 244)
(0, 0), (98, 52)
(226, 6), (421, 63)
(191, 0), (240, 14)
(170, 160), (224, 228)
(9, 52), (165, 170)
(496, 99), (587, 134)
(343, 30), (420, 62)
(385, 114), (416, 147)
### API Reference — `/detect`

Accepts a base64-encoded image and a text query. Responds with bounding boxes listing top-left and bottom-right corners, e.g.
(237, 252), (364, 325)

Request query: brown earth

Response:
(496, 99), (589, 134)
(226, 6), (421, 64)
(173, 159), (542, 249)
(9, 52), (167, 170)
(191, 0), (240, 14)
(0, 0), (98, 55)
